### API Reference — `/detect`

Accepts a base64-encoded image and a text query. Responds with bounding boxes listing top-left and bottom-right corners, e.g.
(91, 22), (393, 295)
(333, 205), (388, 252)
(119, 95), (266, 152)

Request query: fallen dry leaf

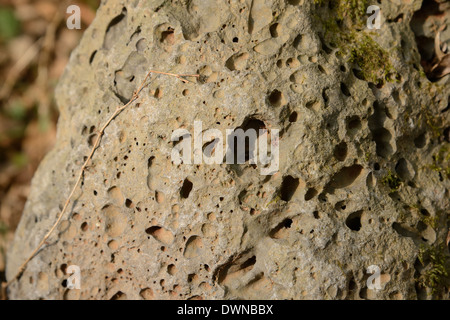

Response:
(447, 229), (450, 247)
(429, 53), (450, 80)
(428, 25), (450, 81)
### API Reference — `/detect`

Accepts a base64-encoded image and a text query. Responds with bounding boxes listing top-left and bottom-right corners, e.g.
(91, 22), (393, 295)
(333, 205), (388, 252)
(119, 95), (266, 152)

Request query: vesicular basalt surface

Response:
(6, 0), (450, 300)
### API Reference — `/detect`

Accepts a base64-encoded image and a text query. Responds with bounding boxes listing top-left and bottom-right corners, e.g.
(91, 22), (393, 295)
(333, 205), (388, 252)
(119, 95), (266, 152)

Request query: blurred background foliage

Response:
(0, 0), (99, 283)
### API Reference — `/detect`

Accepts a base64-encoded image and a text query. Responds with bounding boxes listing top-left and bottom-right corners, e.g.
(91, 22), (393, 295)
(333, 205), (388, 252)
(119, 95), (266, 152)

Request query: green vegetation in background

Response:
(0, 6), (21, 43)
(0, 221), (7, 236)
(11, 152), (28, 168)
(0, 100), (28, 143)
(84, 0), (101, 10)
(5, 100), (26, 121)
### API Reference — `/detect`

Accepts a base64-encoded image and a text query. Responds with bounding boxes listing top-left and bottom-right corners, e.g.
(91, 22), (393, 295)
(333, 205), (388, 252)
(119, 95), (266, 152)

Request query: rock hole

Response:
(289, 111), (298, 122)
(414, 133), (426, 148)
(318, 192), (327, 202)
(269, 218), (293, 239)
(280, 175), (299, 201)
(415, 282), (427, 300)
(108, 186), (124, 205)
(89, 50), (97, 65)
(293, 34), (302, 49)
(334, 142), (347, 161)
(87, 134), (97, 147)
(241, 256), (257, 271)
(147, 156), (155, 168)
(348, 277), (357, 291)
(215, 252), (256, 286)
(395, 158), (414, 181)
(184, 236), (204, 259)
(304, 188), (318, 201)
(136, 38), (147, 51)
(322, 42), (333, 54)
(373, 128), (394, 158)
(167, 264), (177, 275)
(103, 8), (127, 50)
(347, 116), (361, 134)
(352, 68), (365, 80)
(366, 172), (375, 188)
(286, 57), (299, 68)
(268, 89), (284, 107)
(335, 201), (347, 211)
(340, 82), (351, 97)
(345, 211), (362, 231)
(180, 178), (193, 199)
(318, 64), (326, 74)
(145, 226), (174, 245)
(269, 23), (281, 37)
(227, 117), (266, 164)
(306, 100), (320, 111)
(125, 199), (133, 208)
(140, 288), (154, 300)
(322, 88), (329, 104)
(328, 164), (363, 189)
(110, 291), (127, 300)
(225, 52), (249, 71)
(392, 222), (420, 239)
(161, 27), (175, 45)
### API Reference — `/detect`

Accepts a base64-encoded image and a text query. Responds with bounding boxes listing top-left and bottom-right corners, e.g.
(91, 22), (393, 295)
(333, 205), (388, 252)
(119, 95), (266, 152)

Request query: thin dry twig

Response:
(146, 70), (200, 83)
(2, 69), (199, 292)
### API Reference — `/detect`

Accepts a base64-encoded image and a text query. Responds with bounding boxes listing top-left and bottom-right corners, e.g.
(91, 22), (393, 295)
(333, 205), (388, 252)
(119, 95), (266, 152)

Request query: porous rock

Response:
(6, 0), (450, 300)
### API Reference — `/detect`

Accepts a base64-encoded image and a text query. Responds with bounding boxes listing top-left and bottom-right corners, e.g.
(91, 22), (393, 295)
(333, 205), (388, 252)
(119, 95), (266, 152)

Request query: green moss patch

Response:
(417, 244), (449, 296)
(314, 0), (396, 85)
(381, 170), (402, 192)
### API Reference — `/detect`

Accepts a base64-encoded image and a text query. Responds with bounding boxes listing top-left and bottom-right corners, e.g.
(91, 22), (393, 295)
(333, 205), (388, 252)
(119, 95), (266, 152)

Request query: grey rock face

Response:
(6, 0), (450, 300)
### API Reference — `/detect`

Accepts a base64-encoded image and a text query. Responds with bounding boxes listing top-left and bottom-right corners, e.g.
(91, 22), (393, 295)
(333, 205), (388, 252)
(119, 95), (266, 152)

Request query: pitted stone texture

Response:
(6, 0), (450, 300)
